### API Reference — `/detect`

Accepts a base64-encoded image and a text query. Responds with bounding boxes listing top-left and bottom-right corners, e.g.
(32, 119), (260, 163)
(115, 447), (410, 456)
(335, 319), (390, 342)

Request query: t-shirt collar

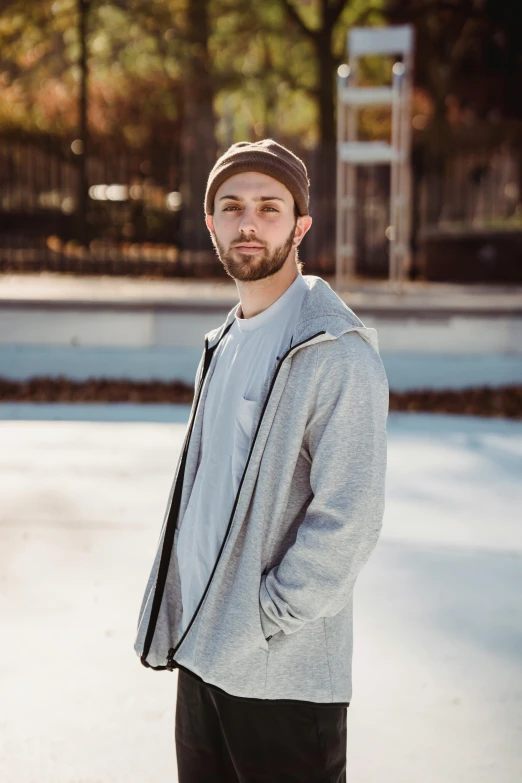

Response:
(235, 272), (308, 333)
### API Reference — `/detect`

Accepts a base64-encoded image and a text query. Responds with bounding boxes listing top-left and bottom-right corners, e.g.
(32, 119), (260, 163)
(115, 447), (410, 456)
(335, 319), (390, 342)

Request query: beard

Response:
(211, 221), (297, 282)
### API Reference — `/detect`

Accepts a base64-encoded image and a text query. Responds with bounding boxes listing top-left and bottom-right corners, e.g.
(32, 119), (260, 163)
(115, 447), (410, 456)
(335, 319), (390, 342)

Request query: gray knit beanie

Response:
(204, 138), (310, 216)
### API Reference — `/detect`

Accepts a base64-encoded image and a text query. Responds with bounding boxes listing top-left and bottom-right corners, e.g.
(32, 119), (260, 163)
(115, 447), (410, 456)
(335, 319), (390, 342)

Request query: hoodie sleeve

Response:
(259, 331), (389, 639)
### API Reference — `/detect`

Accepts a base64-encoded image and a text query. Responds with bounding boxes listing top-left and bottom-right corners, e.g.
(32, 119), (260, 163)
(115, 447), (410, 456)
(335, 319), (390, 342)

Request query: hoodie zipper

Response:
(141, 324), (233, 664)
(160, 329), (328, 670)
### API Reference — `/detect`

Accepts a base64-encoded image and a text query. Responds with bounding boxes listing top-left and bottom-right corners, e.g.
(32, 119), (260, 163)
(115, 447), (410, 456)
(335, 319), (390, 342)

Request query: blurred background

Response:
(0, 1), (521, 782)
(2, 0), (522, 280)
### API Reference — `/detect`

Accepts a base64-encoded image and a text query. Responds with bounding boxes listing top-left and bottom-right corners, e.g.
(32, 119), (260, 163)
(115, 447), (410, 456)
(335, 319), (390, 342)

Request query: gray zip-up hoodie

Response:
(134, 274), (389, 704)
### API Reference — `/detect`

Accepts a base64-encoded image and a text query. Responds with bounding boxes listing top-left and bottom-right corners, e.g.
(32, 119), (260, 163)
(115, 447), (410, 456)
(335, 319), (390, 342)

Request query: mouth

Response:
(233, 244), (264, 253)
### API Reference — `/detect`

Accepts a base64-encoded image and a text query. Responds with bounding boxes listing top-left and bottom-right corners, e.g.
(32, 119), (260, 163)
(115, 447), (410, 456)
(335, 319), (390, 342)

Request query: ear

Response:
(205, 214), (214, 235)
(293, 215), (312, 247)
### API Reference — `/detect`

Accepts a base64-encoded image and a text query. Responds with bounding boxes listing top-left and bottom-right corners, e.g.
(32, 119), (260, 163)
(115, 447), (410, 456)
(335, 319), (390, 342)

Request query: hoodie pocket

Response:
(265, 618), (333, 702)
(232, 396), (258, 496)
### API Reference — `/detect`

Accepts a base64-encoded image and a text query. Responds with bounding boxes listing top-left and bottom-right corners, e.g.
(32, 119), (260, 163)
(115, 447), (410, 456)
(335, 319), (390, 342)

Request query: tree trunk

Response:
(180, 0), (218, 270)
(77, 0), (89, 247)
(311, 30), (337, 270)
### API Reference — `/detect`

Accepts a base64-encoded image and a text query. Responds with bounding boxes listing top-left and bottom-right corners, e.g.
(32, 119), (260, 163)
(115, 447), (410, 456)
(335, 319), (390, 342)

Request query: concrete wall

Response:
(2, 301), (522, 391)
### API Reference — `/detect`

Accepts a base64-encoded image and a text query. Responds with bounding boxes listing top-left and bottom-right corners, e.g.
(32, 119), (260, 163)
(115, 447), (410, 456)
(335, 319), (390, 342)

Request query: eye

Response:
(222, 204), (279, 212)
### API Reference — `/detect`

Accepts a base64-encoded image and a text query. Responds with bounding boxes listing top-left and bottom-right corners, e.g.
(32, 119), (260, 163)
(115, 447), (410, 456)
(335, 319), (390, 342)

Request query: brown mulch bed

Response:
(0, 377), (195, 404)
(0, 377), (521, 419)
(390, 386), (522, 419)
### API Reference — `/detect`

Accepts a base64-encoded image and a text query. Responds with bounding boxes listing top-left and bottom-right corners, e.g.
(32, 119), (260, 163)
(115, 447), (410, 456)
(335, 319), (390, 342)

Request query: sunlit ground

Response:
(0, 409), (521, 782)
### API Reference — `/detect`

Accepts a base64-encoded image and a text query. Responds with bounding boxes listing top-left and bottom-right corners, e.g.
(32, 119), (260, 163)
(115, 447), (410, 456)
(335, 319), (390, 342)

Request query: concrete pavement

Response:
(1, 410), (521, 782)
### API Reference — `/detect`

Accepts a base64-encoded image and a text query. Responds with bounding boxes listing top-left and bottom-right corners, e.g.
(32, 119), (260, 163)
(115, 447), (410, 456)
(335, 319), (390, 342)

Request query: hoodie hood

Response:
(205, 274), (380, 355)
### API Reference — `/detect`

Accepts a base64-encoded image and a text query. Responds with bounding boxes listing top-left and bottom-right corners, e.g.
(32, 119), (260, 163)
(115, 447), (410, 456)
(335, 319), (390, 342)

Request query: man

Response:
(134, 139), (389, 782)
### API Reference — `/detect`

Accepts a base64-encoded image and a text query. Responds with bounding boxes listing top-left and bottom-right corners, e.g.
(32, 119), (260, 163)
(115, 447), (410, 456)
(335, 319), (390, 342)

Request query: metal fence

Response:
(1, 133), (521, 279)
(419, 146), (522, 229)
(0, 134), (187, 276)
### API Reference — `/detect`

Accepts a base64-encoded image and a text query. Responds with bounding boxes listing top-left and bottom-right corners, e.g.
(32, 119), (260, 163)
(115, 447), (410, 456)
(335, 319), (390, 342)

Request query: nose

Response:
(237, 206), (258, 236)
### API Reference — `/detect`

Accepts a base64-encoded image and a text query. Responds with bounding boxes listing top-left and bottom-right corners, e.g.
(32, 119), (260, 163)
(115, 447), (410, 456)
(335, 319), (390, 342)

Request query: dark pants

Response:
(175, 668), (348, 782)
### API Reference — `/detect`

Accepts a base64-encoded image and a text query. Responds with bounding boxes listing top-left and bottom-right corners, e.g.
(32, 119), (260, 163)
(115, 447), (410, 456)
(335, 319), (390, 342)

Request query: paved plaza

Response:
(1, 408), (521, 782)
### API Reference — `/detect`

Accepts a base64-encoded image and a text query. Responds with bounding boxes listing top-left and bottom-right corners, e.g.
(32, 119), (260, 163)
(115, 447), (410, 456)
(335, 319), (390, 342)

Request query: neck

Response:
(236, 260), (299, 320)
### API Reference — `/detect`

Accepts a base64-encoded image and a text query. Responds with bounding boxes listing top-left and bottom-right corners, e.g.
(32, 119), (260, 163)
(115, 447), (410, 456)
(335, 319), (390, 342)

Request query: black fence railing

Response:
(1, 134), (521, 280)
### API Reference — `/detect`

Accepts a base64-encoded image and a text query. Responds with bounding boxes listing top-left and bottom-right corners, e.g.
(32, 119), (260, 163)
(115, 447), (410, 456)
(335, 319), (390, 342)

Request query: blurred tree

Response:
(386, 0), (522, 127)
(114, 0), (218, 258)
(179, 0), (217, 261)
(275, 0), (384, 264)
(77, 0), (89, 245)
(0, 0), (389, 154)
(0, 0), (389, 262)
(0, 0), (185, 152)
(279, 0), (351, 144)
(385, 0), (522, 223)
(209, 1), (317, 146)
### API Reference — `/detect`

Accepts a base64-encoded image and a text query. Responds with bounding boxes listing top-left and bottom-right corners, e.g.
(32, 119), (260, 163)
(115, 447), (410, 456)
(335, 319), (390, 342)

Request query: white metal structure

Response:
(336, 25), (414, 291)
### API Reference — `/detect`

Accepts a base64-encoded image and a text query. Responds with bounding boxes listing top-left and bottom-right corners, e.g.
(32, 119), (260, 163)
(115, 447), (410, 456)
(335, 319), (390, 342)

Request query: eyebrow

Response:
(218, 195), (285, 203)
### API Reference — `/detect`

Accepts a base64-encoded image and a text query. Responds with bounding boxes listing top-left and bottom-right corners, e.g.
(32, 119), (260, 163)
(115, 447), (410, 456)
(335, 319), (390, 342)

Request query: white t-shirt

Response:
(176, 272), (309, 636)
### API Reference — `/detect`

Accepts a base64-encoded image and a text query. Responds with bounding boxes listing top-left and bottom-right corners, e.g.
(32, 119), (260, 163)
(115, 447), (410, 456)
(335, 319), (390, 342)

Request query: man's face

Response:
(206, 171), (311, 282)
